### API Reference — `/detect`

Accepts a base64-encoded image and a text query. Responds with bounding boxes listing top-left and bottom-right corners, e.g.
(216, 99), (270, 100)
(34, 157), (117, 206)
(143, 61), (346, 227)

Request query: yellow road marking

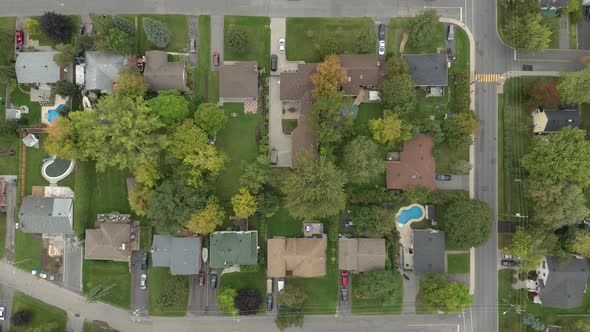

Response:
(475, 73), (501, 83)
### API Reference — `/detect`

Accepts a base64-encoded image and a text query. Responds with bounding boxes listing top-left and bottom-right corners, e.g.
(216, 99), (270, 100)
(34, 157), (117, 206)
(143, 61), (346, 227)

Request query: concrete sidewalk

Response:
(559, 14), (569, 50)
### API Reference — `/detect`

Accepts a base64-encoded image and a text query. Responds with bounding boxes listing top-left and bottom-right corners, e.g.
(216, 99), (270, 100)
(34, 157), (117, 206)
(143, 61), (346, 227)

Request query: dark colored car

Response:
(271, 54), (278, 72)
(585, 6), (590, 21)
(501, 259), (517, 267)
(213, 52), (220, 67)
(435, 174), (451, 181)
(141, 252), (148, 270)
(16, 30), (23, 46)
(77, 24), (85, 36)
(341, 287), (348, 302)
(340, 271), (348, 287)
(266, 294), (273, 311)
(210, 273), (218, 288)
(378, 24), (386, 40)
(198, 272), (205, 286)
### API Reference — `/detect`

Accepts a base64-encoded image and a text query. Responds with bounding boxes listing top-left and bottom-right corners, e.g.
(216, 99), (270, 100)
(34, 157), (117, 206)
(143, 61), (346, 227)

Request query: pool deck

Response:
(41, 95), (68, 124)
(396, 204), (425, 249)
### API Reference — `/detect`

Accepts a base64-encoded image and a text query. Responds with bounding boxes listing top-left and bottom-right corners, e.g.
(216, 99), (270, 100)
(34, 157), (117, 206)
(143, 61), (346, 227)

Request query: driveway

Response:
(435, 175), (469, 191)
(189, 258), (219, 315)
(62, 235), (82, 292)
(130, 251), (148, 312)
(188, 15), (198, 66)
(401, 271), (419, 314)
(3, 180), (16, 263)
(210, 16), (224, 69)
(578, 16), (590, 50)
(1, 284), (15, 331)
(338, 271), (351, 315)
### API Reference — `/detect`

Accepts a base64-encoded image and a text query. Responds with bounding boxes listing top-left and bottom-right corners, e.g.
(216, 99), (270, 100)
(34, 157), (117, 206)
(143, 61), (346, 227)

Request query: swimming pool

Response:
(396, 205), (425, 225)
(48, 104), (66, 122)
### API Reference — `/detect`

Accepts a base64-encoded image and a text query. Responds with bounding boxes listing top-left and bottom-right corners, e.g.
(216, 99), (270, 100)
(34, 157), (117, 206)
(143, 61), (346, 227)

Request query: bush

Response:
(54, 80), (80, 97)
(53, 43), (78, 66)
(348, 188), (401, 206)
(234, 288), (262, 315)
(11, 310), (32, 326)
(23, 18), (41, 39)
(40, 11), (72, 43)
(112, 15), (135, 35)
(227, 26), (248, 55)
(142, 17), (171, 48)
(451, 71), (470, 113)
(408, 10), (439, 48)
(0, 117), (20, 136)
(77, 34), (95, 51)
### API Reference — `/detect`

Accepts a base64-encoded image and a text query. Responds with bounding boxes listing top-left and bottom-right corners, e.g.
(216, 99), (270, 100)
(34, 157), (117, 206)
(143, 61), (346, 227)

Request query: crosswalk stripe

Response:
(474, 73), (501, 83)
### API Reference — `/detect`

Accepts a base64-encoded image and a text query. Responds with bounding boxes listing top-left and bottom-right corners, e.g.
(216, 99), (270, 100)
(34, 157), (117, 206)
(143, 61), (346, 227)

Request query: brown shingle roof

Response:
(267, 237), (327, 278)
(219, 61), (258, 99)
(386, 135), (436, 190)
(337, 55), (382, 95)
(143, 51), (186, 92)
(338, 238), (386, 273)
(291, 115), (317, 169)
(84, 223), (137, 261)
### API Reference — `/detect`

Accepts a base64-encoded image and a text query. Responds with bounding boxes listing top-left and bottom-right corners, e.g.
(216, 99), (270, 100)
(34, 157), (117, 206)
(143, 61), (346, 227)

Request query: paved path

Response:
(434, 175), (469, 191)
(3, 181), (16, 263)
(130, 251), (148, 312)
(210, 16), (224, 69)
(1, 284), (15, 331)
(401, 272), (419, 314)
(559, 14), (569, 50)
(63, 235), (83, 292)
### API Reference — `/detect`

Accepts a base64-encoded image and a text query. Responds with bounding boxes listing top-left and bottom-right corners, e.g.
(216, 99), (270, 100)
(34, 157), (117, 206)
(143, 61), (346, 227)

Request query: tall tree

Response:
(40, 11), (72, 43)
(231, 187), (257, 219)
(53, 43), (78, 66)
(420, 273), (473, 313)
(439, 199), (492, 248)
(142, 17), (171, 48)
(341, 136), (385, 184)
(148, 89), (190, 125)
(558, 66), (590, 104)
(379, 74), (417, 110)
(503, 226), (550, 271)
(369, 110), (413, 148)
(442, 112), (479, 149)
(311, 54), (348, 98)
(523, 78), (560, 110)
(234, 288), (263, 315)
(45, 116), (79, 160)
(275, 306), (304, 331)
(194, 102), (228, 135)
(283, 153), (347, 219)
(526, 179), (589, 228)
(186, 200), (225, 235)
(308, 90), (353, 145)
(113, 69), (147, 100)
(239, 155), (272, 194)
(386, 56), (409, 77)
(408, 10), (440, 48)
(522, 127), (590, 187)
(402, 185), (431, 205)
(501, 13), (551, 52)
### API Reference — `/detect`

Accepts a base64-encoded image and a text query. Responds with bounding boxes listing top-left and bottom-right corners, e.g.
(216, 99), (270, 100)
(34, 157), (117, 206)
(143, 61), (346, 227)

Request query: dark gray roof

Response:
(19, 197), (73, 234)
(402, 54), (448, 87)
(544, 109), (579, 133)
(413, 230), (445, 273)
(541, 256), (589, 308)
(15, 52), (61, 84)
(151, 235), (201, 275)
(85, 52), (126, 93)
(425, 205), (437, 223)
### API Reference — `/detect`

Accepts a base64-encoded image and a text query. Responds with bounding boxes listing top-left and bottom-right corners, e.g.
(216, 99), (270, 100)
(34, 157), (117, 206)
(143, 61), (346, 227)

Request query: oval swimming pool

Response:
(396, 205), (425, 225)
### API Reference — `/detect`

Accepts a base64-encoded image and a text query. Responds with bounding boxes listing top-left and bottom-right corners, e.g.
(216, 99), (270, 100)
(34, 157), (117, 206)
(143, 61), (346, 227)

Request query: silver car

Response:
(378, 40), (385, 56)
(140, 273), (147, 290)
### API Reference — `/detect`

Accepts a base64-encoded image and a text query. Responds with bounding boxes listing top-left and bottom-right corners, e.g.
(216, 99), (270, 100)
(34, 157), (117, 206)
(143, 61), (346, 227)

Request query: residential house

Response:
(337, 54), (382, 96)
(267, 237), (327, 278)
(402, 54), (448, 87)
(386, 134), (436, 190)
(412, 229), (445, 273)
(84, 219), (139, 262)
(15, 52), (62, 84)
(151, 235), (202, 275)
(219, 61), (258, 113)
(532, 108), (579, 134)
(535, 255), (589, 308)
(85, 51), (126, 94)
(143, 50), (186, 92)
(338, 238), (386, 273)
(209, 231), (258, 269)
(18, 196), (73, 234)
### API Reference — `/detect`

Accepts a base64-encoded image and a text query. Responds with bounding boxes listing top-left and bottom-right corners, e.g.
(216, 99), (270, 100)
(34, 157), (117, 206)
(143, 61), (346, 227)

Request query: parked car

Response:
(189, 38), (196, 53)
(378, 24), (386, 40)
(271, 54), (278, 72)
(141, 252), (148, 270)
(77, 24), (85, 36)
(340, 271), (348, 287)
(447, 24), (455, 41)
(213, 52), (220, 67)
(378, 40), (385, 56)
(435, 174), (451, 181)
(210, 273), (218, 288)
(277, 278), (285, 292)
(140, 273), (147, 290)
(501, 259), (517, 267)
(198, 272), (205, 286)
(279, 39), (285, 53)
(0, 306), (5, 320)
(15, 30), (23, 46)
(502, 253), (513, 260)
(341, 287), (348, 302)
(266, 294), (273, 311)
(585, 6), (590, 21)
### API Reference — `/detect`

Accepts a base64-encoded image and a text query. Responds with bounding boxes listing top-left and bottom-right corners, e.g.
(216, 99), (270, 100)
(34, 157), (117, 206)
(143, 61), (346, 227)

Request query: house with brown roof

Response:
(85, 221), (139, 261)
(290, 115), (317, 168)
(386, 134), (436, 190)
(267, 237), (327, 278)
(143, 50), (186, 92)
(337, 55), (382, 95)
(338, 238), (386, 273)
(219, 61), (258, 112)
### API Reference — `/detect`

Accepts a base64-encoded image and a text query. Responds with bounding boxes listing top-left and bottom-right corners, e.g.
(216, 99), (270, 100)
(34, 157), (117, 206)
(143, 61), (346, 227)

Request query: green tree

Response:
(353, 270), (402, 303)
(227, 25), (248, 55)
(420, 273), (473, 313)
(77, 34), (95, 51)
(142, 17), (171, 48)
(369, 110), (413, 148)
(54, 80), (80, 97)
(231, 187), (257, 219)
(278, 284), (308, 308)
(379, 74), (417, 110)
(194, 102), (228, 135)
(0, 65), (16, 83)
(526, 179), (589, 229)
(23, 18), (41, 39)
(402, 185), (431, 204)
(522, 127), (590, 187)
(567, 228), (590, 257)
(217, 288), (238, 315)
(105, 28), (134, 55)
(503, 226), (549, 271)
(45, 116), (79, 160)
(558, 66), (590, 104)
(308, 90), (353, 145)
(53, 43), (78, 66)
(283, 154), (347, 219)
(352, 206), (396, 238)
(439, 199), (492, 248)
(112, 15), (135, 35)
(386, 56), (409, 77)
(239, 155), (272, 194)
(501, 13), (551, 52)
(147, 178), (211, 234)
(341, 136), (385, 184)
(113, 68), (147, 100)
(40, 11), (72, 43)
(408, 10), (440, 48)
(563, 0), (582, 14)
(186, 200), (225, 235)
(148, 89), (189, 125)
(442, 112), (479, 149)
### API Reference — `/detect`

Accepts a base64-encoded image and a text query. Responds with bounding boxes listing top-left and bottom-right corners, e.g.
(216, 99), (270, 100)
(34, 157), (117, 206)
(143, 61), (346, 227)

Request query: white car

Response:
(378, 40), (386, 56)
(279, 39), (285, 53)
(0, 306), (5, 320)
(140, 273), (147, 290)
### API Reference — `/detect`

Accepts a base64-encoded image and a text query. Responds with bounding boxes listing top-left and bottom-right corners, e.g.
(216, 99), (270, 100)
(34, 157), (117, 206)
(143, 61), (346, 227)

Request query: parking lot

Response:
(130, 250), (149, 312)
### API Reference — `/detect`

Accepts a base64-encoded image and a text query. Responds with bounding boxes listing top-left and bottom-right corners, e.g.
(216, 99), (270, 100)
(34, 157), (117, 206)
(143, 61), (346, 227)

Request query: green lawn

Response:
(137, 15), (189, 54)
(404, 23), (445, 54)
(282, 119), (298, 135)
(435, 141), (470, 175)
(83, 322), (110, 332)
(215, 103), (258, 200)
(195, 16), (211, 100)
(13, 230), (41, 272)
(288, 267), (339, 314)
(543, 16), (560, 49)
(0, 135), (19, 175)
(208, 70), (219, 102)
(83, 260), (131, 309)
(224, 16), (271, 72)
(0, 213), (6, 259)
(10, 292), (67, 332)
(388, 18), (445, 55)
(148, 266), (189, 316)
(354, 103), (383, 136)
(220, 270), (267, 312)
(286, 18), (376, 63)
(447, 253), (470, 274)
(0, 17), (16, 66)
(24, 135), (51, 195)
(267, 202), (303, 238)
(450, 27), (469, 74)
(351, 272), (403, 314)
(11, 87), (41, 125)
(569, 12), (578, 49)
(387, 18), (409, 56)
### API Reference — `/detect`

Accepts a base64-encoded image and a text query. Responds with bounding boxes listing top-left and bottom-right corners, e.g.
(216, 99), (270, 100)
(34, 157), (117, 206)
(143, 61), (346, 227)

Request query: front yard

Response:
(194, 16), (220, 102)
(137, 14), (189, 54)
(387, 18), (445, 55)
(148, 266), (190, 316)
(351, 271), (403, 314)
(82, 260), (131, 309)
(447, 253), (470, 274)
(224, 16), (271, 72)
(288, 267), (339, 314)
(219, 270), (267, 313)
(13, 230), (41, 271)
(11, 292), (68, 332)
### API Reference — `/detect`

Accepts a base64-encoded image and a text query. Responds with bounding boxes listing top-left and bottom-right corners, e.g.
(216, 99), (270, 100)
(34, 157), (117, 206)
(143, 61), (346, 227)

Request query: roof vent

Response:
(348, 77), (351, 82)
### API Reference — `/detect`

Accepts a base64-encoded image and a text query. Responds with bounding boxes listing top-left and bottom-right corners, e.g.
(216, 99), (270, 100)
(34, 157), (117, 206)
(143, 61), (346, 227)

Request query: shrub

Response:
(112, 15), (135, 35)
(10, 310), (32, 326)
(53, 43), (78, 66)
(142, 17), (171, 48)
(23, 18), (41, 39)
(227, 26), (248, 55)
(40, 11), (72, 43)
(234, 288), (262, 315)
(54, 80), (80, 97)
(77, 34), (95, 51)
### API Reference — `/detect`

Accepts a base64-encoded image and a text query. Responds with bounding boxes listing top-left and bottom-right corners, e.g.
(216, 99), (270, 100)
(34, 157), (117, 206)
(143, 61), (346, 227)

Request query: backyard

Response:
(82, 260), (131, 309)
(447, 253), (470, 274)
(266, 203), (303, 238)
(286, 17), (376, 63)
(148, 266), (190, 316)
(0, 135), (19, 175)
(10, 292), (68, 332)
(224, 16), (271, 72)
(137, 15), (189, 54)
(11, 86), (41, 125)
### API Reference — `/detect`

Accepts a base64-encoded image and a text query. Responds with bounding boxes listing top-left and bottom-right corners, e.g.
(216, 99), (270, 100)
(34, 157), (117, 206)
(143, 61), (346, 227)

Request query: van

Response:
(267, 278), (273, 294)
(189, 39), (196, 53)
(447, 25), (455, 41)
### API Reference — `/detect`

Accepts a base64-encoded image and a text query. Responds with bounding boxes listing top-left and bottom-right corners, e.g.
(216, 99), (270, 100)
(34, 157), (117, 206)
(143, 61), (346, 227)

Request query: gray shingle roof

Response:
(413, 230), (445, 273)
(19, 197), (73, 234)
(5, 109), (20, 120)
(15, 52), (61, 84)
(541, 256), (589, 308)
(143, 51), (186, 92)
(151, 235), (201, 275)
(402, 54), (448, 87)
(85, 52), (126, 93)
(543, 109), (579, 133)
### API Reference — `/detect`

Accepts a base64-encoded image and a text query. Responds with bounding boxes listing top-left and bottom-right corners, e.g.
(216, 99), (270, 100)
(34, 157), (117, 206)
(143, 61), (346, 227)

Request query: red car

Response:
(212, 52), (220, 67)
(16, 30), (24, 46)
(340, 271), (348, 287)
(198, 272), (205, 287)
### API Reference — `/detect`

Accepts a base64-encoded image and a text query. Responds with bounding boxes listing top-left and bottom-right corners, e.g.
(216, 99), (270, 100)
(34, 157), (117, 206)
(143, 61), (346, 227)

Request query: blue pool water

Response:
(48, 104), (66, 122)
(396, 206), (424, 225)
